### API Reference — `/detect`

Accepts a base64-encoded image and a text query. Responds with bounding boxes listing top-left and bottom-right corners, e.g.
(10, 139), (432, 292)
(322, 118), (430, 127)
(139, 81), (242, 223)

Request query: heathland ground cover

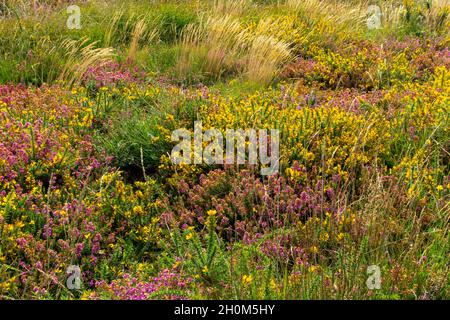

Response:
(0, 0), (448, 300)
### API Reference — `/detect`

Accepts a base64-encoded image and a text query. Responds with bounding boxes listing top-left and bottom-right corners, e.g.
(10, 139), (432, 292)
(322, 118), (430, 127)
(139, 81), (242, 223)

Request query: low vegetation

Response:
(0, 0), (448, 300)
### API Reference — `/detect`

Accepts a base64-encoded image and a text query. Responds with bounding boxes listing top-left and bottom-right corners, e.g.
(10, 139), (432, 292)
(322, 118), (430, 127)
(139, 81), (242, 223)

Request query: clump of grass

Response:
(98, 111), (170, 174)
(210, 0), (253, 17)
(59, 37), (115, 86)
(176, 14), (292, 84)
(127, 18), (159, 64)
(286, 0), (367, 37)
(154, 2), (198, 43)
(244, 34), (292, 84)
(102, 9), (125, 48)
(94, 83), (198, 174)
(285, 0), (449, 40)
(176, 15), (245, 81)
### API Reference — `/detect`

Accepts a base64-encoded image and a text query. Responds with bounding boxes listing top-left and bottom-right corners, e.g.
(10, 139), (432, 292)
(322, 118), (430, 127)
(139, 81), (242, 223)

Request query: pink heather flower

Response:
(16, 237), (28, 248)
(300, 191), (310, 203)
(75, 243), (84, 258)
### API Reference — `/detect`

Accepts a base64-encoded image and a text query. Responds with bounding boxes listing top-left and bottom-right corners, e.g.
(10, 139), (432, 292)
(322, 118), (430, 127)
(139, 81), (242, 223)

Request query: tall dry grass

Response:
(177, 15), (246, 80)
(286, 0), (449, 36)
(127, 18), (159, 63)
(177, 14), (292, 84)
(103, 10), (124, 48)
(244, 34), (292, 84)
(286, 0), (367, 31)
(210, 0), (253, 16)
(59, 37), (115, 86)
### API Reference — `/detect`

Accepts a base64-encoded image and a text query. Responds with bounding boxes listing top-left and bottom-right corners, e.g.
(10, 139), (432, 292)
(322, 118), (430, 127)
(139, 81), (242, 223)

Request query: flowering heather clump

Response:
(83, 62), (146, 89)
(93, 269), (192, 300)
(164, 168), (341, 244)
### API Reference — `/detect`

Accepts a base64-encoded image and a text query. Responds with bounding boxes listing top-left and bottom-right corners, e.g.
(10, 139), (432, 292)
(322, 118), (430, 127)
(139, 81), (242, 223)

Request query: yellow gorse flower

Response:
(207, 209), (217, 216)
(242, 275), (253, 285)
(132, 205), (144, 215)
